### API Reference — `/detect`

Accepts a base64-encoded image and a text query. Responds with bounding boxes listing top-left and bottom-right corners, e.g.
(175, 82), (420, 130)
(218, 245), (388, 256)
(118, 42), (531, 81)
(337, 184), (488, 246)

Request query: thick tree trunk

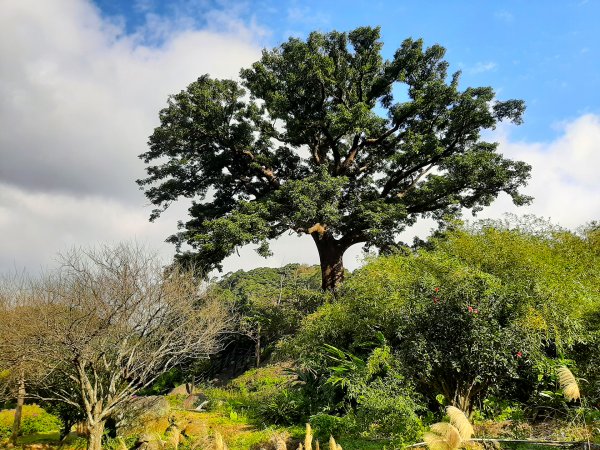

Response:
(86, 420), (105, 450)
(11, 371), (25, 446)
(312, 234), (346, 291)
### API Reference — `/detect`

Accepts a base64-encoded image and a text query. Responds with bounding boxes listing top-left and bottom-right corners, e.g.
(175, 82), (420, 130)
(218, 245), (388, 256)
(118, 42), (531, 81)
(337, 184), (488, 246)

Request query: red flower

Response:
(474, 308), (479, 314)
(434, 287), (440, 292)
(516, 351), (523, 358)
(467, 306), (473, 312)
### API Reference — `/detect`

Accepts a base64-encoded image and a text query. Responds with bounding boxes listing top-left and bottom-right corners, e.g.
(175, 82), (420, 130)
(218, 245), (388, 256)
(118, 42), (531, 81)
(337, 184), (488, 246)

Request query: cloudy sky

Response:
(1, 0), (599, 275)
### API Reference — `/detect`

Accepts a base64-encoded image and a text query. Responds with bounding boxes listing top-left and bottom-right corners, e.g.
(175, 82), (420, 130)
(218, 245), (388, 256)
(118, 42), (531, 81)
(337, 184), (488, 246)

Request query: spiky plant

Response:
(557, 366), (581, 402)
(305, 423), (313, 450)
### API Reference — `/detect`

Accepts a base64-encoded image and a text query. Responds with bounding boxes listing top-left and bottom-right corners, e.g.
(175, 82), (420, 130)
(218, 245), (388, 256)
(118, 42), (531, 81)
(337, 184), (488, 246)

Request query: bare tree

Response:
(0, 274), (45, 446)
(7, 244), (230, 450)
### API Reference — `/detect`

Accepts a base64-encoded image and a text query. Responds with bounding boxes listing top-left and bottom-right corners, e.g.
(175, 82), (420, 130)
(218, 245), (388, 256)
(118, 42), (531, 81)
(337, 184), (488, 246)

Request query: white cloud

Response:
(479, 114), (600, 228)
(0, 182), (189, 272)
(0, 0), (261, 201)
(468, 61), (497, 74)
(0, 0), (262, 272)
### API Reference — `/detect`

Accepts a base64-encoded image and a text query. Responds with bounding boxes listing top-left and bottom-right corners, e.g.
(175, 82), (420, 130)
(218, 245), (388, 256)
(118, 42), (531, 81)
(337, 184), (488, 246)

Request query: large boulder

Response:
(115, 396), (170, 437)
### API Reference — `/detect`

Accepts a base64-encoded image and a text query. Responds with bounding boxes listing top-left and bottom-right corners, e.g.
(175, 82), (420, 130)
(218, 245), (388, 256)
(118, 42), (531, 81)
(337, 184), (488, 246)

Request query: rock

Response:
(195, 400), (209, 411)
(169, 384), (189, 396)
(134, 433), (164, 450)
(182, 394), (199, 410)
(115, 396), (170, 436)
(164, 424), (181, 449)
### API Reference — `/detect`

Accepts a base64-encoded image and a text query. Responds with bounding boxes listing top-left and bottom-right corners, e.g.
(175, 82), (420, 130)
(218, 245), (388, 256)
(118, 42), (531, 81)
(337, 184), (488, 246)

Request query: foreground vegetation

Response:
(1, 217), (599, 449)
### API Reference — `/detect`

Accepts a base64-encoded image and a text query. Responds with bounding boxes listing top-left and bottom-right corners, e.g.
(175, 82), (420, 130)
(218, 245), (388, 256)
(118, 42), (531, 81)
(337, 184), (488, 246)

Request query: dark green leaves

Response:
(138, 26), (531, 280)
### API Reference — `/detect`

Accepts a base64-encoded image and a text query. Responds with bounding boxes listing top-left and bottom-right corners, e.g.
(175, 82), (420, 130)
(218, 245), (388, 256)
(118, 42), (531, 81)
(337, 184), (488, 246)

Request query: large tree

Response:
(138, 26), (531, 290)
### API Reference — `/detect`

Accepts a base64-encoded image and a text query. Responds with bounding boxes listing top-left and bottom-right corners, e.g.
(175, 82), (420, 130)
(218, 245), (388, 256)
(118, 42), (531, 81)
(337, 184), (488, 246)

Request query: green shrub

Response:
(309, 414), (351, 440)
(477, 396), (525, 421)
(0, 404), (62, 439)
(228, 365), (291, 393)
(353, 377), (424, 442)
(204, 364), (311, 425)
(254, 387), (310, 425)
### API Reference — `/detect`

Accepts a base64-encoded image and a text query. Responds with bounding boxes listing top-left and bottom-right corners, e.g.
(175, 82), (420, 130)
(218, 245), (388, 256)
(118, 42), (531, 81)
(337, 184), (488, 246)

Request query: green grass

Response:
(17, 430), (61, 444)
(335, 436), (389, 450)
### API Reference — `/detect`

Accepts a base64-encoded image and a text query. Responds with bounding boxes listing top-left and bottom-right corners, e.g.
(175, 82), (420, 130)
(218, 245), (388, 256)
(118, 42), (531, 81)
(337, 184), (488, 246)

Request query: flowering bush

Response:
(394, 255), (533, 413)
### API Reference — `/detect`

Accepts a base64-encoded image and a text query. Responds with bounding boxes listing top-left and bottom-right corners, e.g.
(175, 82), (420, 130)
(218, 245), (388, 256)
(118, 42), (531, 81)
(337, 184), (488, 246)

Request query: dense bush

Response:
(0, 404), (62, 439)
(290, 218), (600, 418)
(204, 364), (310, 424)
(201, 264), (326, 377)
(309, 413), (351, 440)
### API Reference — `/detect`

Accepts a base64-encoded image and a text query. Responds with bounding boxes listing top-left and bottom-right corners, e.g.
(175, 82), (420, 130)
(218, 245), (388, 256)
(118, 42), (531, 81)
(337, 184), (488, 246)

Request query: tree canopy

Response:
(138, 26), (531, 290)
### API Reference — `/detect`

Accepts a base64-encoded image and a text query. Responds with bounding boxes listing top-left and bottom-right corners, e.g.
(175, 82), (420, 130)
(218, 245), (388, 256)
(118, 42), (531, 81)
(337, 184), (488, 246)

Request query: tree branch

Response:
(241, 150), (280, 188)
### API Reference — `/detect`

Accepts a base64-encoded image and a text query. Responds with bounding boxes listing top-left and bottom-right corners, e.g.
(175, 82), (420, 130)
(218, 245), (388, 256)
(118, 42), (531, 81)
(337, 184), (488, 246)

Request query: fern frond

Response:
(557, 366), (581, 401)
(446, 406), (474, 441)
(424, 422), (462, 450)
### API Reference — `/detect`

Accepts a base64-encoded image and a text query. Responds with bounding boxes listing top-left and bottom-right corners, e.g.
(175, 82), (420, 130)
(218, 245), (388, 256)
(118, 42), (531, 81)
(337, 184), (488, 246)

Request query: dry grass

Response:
(164, 424), (182, 449)
(305, 423), (313, 450)
(425, 406), (475, 450)
(447, 406), (474, 441)
(557, 366), (580, 401)
(270, 429), (342, 450)
(214, 430), (229, 450)
(424, 422), (462, 450)
(328, 435), (343, 450)
(275, 434), (288, 450)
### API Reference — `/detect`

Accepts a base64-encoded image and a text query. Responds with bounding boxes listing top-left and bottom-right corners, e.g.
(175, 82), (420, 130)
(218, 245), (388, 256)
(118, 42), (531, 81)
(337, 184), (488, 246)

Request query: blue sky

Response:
(93, 0), (600, 142)
(1, 0), (598, 274)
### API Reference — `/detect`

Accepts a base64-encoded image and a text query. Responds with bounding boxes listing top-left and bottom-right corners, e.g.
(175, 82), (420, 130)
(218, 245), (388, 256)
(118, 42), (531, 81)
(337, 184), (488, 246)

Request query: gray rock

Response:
(115, 396), (170, 436)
